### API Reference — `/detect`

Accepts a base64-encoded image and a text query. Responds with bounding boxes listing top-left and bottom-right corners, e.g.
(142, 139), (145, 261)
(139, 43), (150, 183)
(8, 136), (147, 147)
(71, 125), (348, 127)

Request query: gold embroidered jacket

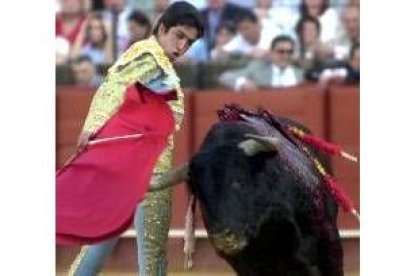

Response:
(81, 36), (184, 174)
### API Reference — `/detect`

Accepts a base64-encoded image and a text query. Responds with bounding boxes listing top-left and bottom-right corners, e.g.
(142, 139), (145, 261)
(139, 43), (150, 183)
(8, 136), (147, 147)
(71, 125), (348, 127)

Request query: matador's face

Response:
(157, 23), (199, 62)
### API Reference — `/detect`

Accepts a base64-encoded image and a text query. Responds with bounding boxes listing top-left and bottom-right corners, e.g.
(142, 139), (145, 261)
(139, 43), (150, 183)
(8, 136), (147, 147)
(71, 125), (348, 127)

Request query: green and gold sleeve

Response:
(82, 53), (163, 134)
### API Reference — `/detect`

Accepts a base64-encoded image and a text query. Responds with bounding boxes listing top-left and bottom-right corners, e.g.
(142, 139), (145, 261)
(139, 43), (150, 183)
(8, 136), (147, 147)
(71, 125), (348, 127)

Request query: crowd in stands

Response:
(56, 0), (359, 89)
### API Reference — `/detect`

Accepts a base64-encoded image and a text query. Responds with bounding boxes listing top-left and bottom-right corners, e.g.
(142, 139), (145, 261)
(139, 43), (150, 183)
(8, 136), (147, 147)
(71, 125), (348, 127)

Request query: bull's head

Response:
(194, 133), (282, 255)
(150, 130), (282, 255)
(148, 133), (280, 192)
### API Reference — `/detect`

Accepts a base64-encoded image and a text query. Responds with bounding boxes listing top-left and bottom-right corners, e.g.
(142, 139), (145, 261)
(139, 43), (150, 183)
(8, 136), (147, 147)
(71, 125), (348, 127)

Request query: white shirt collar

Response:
(271, 65), (298, 87)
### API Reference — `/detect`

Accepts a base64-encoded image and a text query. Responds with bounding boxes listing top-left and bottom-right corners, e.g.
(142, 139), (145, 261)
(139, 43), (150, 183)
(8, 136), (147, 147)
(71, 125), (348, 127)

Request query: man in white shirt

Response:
(219, 34), (303, 91)
(333, 4), (359, 60)
(200, 0), (249, 51)
(221, 10), (283, 59)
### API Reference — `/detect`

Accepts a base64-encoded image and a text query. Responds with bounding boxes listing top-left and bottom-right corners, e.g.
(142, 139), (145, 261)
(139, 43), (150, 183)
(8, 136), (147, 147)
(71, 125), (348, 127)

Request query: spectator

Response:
(126, 9), (152, 47)
(56, 36), (71, 65)
(201, 0), (249, 50)
(255, 0), (274, 19)
(88, 0), (104, 10)
(101, 0), (133, 58)
(254, 0), (299, 34)
(228, 0), (255, 8)
(305, 42), (359, 84)
(294, 15), (333, 69)
(131, 0), (154, 16)
(56, 0), (88, 46)
(330, 0), (349, 14)
(172, 0), (206, 9)
(70, 55), (103, 86)
(71, 12), (114, 64)
(333, 4), (359, 60)
(219, 35), (303, 91)
(211, 22), (237, 59)
(221, 10), (282, 59)
(346, 42), (360, 82)
(277, 0), (302, 14)
(299, 0), (341, 44)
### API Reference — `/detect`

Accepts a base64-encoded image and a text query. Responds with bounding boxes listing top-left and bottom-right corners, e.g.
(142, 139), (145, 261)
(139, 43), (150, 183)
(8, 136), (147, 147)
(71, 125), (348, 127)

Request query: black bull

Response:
(150, 118), (344, 276)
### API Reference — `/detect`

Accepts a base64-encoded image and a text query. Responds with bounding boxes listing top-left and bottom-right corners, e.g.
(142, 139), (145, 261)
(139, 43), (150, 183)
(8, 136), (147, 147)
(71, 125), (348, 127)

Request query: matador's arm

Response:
(82, 52), (164, 134)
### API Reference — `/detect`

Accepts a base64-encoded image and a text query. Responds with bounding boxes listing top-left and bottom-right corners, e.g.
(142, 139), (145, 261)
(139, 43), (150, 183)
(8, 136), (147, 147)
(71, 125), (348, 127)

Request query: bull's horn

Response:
(238, 134), (280, 156)
(148, 162), (189, 192)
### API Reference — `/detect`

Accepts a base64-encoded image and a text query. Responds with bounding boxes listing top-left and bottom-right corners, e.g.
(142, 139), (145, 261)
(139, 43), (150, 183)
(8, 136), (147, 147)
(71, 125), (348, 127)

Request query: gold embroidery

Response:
(81, 34), (184, 208)
(68, 245), (89, 276)
(82, 78), (125, 133)
(82, 36), (184, 134)
(140, 186), (172, 275)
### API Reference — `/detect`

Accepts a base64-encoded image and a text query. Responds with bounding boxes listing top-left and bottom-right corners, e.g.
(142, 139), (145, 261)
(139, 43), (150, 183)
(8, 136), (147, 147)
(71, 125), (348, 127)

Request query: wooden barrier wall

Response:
(327, 85), (360, 229)
(56, 84), (359, 232)
(56, 86), (94, 167)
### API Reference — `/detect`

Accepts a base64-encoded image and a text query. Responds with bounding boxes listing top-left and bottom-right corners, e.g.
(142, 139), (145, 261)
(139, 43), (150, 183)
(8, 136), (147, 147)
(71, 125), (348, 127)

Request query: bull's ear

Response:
(237, 134), (280, 156)
(148, 163), (189, 192)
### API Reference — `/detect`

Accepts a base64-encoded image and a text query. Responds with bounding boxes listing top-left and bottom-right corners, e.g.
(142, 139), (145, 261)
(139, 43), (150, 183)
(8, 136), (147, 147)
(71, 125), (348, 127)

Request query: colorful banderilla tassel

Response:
(312, 156), (360, 221)
(288, 126), (358, 163)
(184, 194), (196, 270)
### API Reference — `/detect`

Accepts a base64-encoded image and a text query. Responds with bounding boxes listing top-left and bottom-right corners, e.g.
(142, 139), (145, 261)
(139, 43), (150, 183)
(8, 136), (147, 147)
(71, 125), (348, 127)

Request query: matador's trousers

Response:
(68, 187), (172, 276)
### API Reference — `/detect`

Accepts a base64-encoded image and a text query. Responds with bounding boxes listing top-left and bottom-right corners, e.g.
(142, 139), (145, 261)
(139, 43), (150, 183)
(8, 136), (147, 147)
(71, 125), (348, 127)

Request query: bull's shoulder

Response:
(277, 117), (333, 175)
(277, 116), (312, 135)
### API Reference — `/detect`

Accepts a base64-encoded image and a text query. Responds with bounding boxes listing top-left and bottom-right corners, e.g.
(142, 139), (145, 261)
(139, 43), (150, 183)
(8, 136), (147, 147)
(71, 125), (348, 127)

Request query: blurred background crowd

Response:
(55, 0), (359, 90)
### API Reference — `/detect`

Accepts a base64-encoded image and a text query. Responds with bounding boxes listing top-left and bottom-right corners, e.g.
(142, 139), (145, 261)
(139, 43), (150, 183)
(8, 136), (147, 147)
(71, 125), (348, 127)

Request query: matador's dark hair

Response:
(152, 1), (204, 39)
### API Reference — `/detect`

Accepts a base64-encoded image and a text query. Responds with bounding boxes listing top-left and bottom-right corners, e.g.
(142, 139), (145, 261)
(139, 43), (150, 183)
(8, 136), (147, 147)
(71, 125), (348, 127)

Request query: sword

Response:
(87, 133), (143, 146)
(62, 133), (143, 167)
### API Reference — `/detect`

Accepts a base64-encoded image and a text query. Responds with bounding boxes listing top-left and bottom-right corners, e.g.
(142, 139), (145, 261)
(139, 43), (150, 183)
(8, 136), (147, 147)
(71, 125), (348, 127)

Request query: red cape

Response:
(56, 84), (176, 245)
